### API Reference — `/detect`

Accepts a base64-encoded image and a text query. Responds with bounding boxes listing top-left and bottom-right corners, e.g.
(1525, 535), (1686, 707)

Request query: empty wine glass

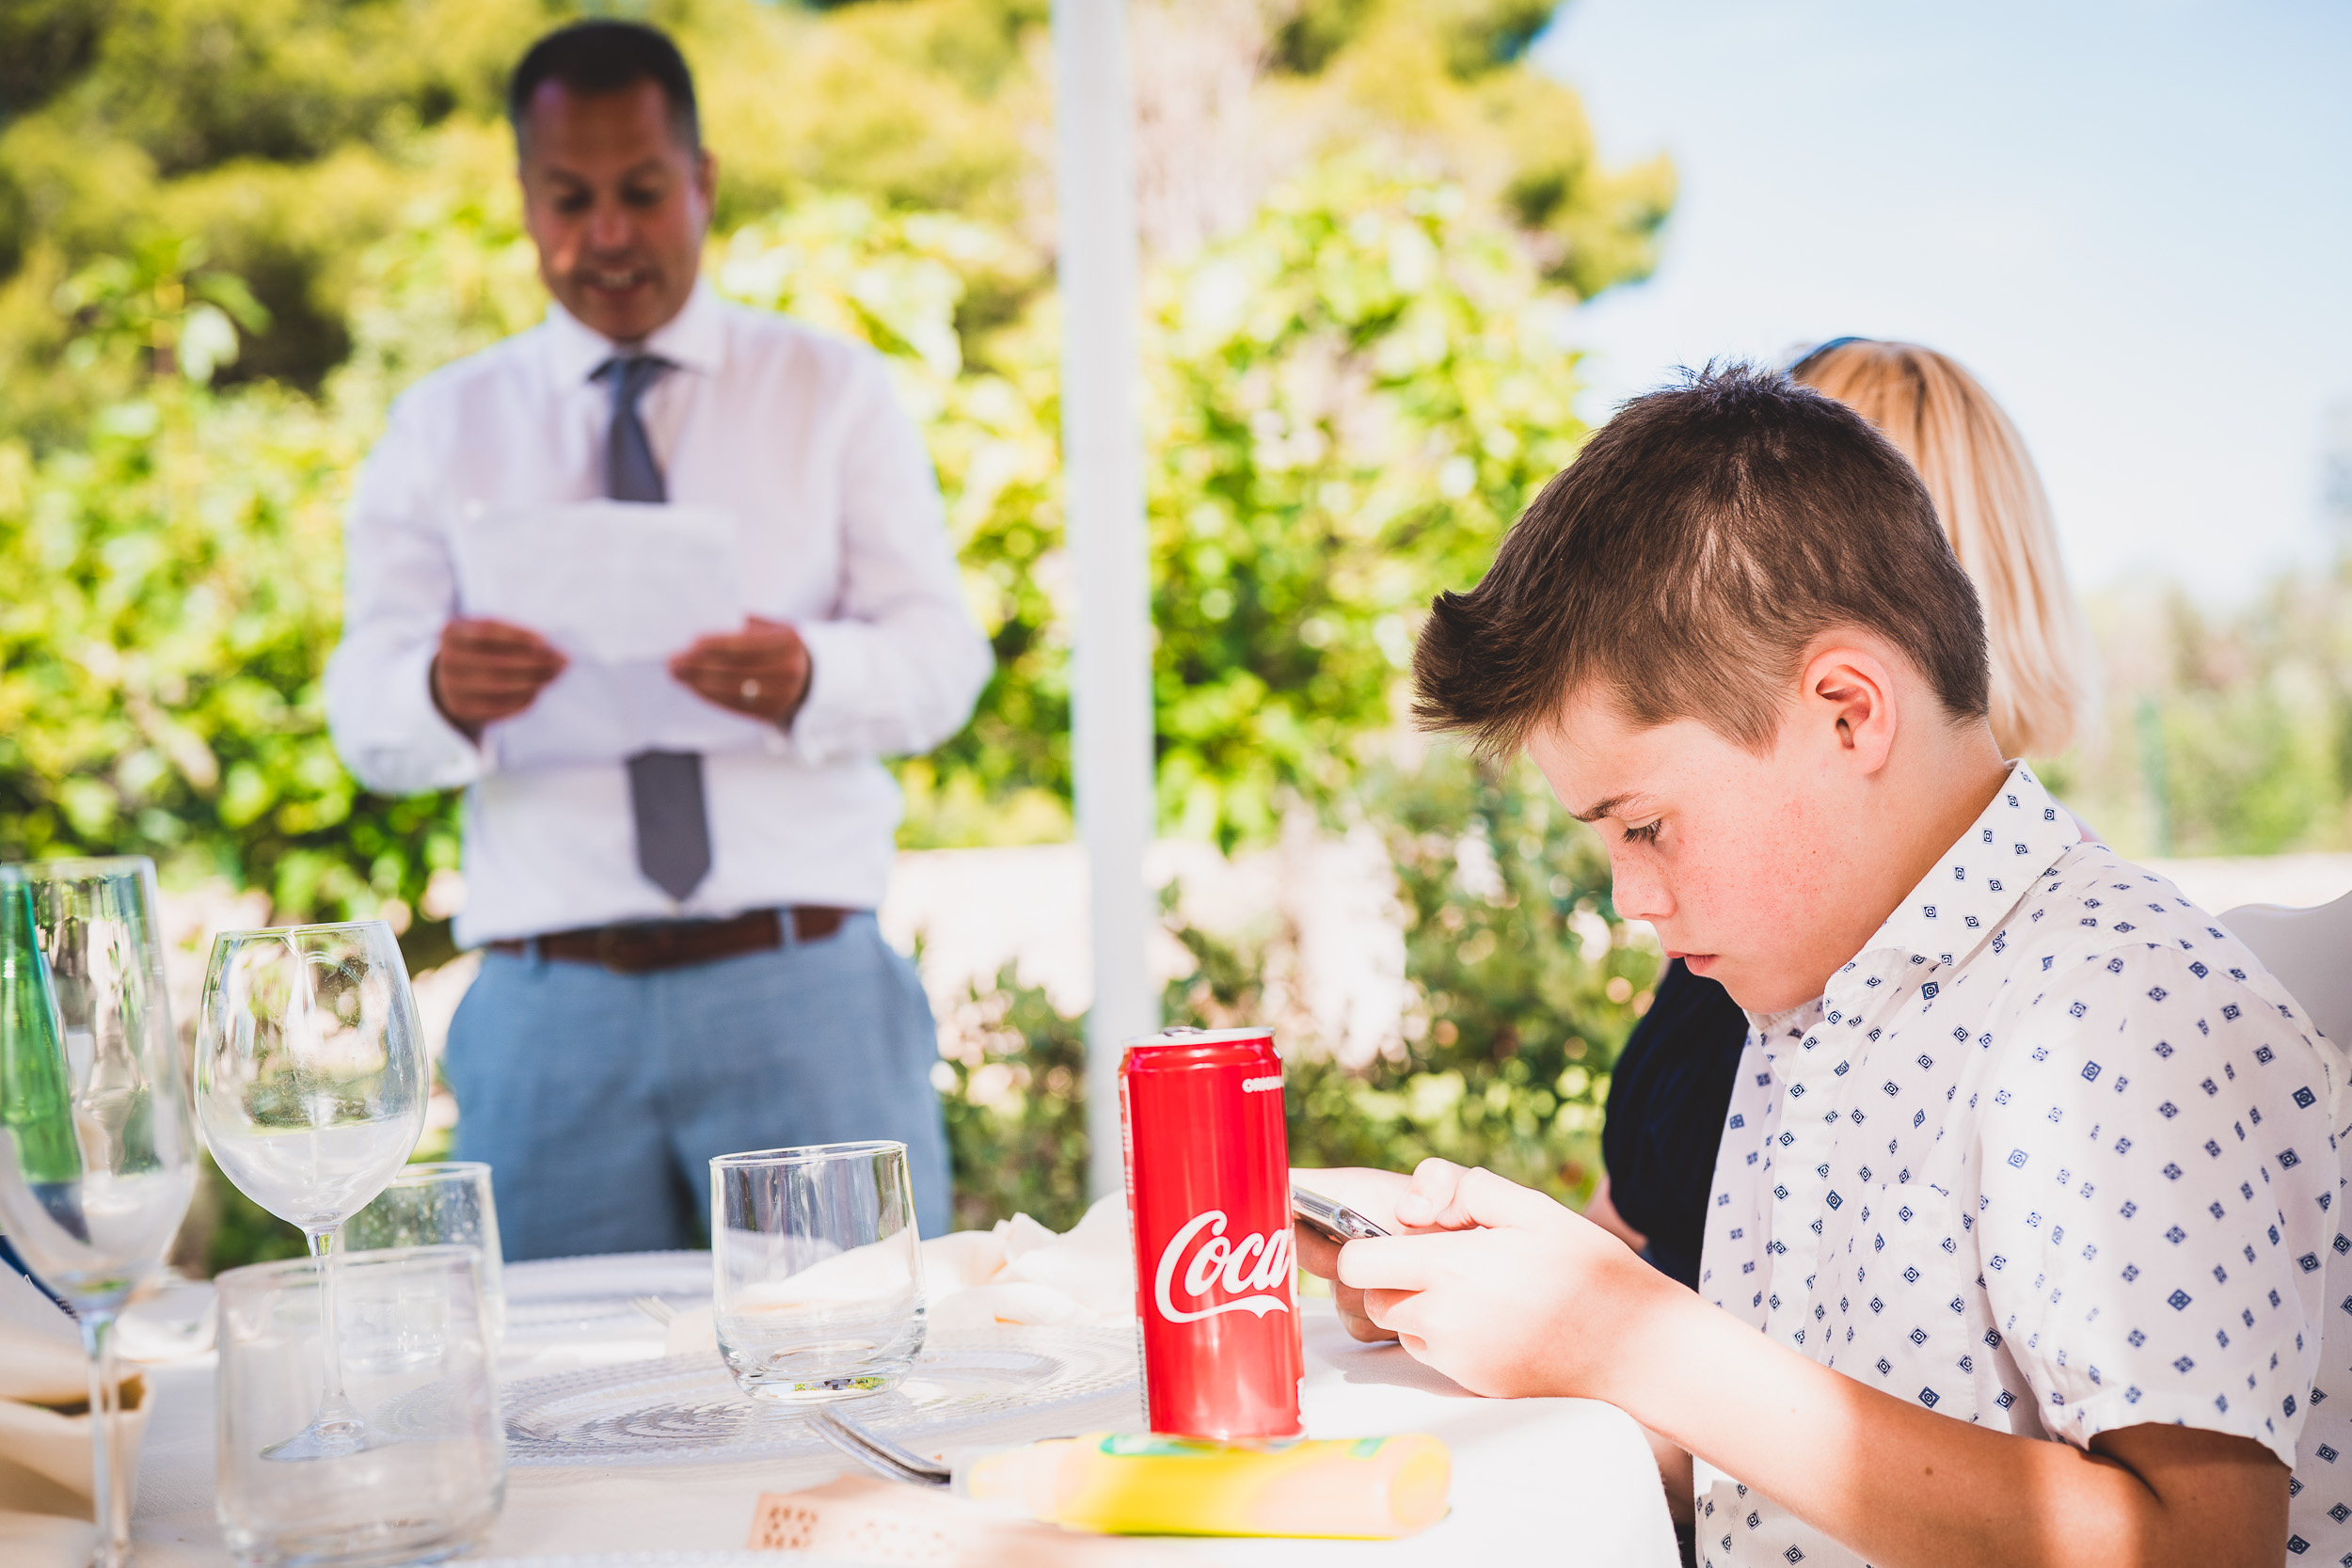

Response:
(0, 857), (199, 1568)
(193, 920), (426, 1462)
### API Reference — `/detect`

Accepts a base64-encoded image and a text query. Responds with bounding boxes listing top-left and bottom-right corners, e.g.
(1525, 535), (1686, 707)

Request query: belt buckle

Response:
(595, 922), (672, 974)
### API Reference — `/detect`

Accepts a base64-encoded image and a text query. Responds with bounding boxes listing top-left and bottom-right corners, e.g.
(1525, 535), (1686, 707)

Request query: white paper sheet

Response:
(449, 501), (782, 770)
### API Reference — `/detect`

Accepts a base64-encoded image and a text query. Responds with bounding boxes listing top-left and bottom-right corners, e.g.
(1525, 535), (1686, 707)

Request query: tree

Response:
(0, 256), (458, 943)
(0, 0), (1671, 446)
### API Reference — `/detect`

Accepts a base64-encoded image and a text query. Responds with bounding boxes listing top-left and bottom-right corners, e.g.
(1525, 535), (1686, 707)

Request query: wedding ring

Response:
(740, 678), (762, 702)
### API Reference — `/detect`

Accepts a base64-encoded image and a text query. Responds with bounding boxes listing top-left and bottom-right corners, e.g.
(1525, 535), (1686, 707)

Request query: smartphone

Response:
(1291, 1183), (1391, 1244)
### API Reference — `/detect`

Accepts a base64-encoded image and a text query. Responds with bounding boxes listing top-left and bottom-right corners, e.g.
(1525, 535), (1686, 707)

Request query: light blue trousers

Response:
(443, 913), (949, 1260)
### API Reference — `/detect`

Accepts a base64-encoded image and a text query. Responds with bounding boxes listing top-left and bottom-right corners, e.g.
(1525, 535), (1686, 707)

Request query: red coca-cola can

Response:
(1120, 1025), (1304, 1439)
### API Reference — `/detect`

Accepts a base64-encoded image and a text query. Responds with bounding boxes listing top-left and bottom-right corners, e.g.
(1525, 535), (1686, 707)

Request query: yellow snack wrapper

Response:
(959, 1431), (1450, 1540)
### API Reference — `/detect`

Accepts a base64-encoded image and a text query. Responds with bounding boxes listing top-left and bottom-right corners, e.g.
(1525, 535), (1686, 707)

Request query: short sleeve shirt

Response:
(1693, 763), (2352, 1568)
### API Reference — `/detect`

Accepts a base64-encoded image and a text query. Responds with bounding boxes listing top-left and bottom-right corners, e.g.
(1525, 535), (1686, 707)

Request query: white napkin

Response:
(0, 1268), (150, 1529)
(664, 1194), (1137, 1356)
(922, 1194), (1136, 1330)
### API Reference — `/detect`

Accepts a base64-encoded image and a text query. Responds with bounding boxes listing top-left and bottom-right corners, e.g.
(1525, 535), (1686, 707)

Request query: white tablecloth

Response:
(122, 1254), (1677, 1567)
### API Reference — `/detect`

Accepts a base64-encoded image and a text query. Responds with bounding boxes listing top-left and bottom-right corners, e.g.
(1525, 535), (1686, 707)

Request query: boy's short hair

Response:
(510, 21), (700, 152)
(1412, 364), (1992, 757)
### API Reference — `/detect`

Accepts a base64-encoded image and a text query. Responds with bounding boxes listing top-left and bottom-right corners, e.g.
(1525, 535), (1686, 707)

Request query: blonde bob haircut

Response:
(1790, 340), (2092, 760)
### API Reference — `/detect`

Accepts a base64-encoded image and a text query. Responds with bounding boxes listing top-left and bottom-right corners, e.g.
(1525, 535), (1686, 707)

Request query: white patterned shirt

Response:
(1694, 762), (2352, 1567)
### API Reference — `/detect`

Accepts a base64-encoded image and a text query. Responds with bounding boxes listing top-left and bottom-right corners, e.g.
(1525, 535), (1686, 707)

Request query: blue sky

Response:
(1532, 0), (2352, 603)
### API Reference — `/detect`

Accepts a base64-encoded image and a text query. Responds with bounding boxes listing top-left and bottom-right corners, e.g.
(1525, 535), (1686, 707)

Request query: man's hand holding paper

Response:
(430, 618), (569, 739)
(669, 615), (811, 726)
(448, 499), (798, 768)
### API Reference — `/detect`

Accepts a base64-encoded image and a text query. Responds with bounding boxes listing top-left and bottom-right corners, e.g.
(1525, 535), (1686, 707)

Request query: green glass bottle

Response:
(0, 874), (86, 1241)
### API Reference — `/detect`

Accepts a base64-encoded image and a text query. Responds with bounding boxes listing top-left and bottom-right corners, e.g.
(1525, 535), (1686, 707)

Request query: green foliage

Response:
(707, 156), (1606, 848)
(2, 160), (1626, 1242)
(0, 0), (1673, 441)
(0, 257), (462, 942)
(936, 964), (1091, 1233)
(0, 0), (1685, 1260)
(936, 748), (1657, 1228)
(1147, 160), (1586, 845)
(188, 1155), (310, 1276)
(2053, 574), (2352, 858)
(0, 0), (1679, 876)
(1173, 749), (1656, 1203)
(1266, 0), (1676, 297)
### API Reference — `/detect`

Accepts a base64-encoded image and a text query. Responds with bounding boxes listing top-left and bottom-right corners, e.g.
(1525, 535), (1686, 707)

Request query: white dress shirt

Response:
(1694, 763), (2352, 1568)
(326, 281), (993, 946)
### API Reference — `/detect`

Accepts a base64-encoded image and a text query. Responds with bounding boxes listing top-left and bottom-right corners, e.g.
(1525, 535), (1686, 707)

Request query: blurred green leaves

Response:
(2053, 576), (2352, 859)
(0, 299), (464, 937)
(939, 747), (1660, 1232)
(0, 149), (1591, 920)
(1168, 748), (1657, 1206)
(1147, 160), (1586, 847)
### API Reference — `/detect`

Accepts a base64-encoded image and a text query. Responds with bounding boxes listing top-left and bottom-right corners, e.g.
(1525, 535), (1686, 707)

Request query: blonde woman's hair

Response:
(1791, 341), (2092, 759)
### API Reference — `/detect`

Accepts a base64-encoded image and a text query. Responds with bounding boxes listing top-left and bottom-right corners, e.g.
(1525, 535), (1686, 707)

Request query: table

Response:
(123, 1254), (1678, 1567)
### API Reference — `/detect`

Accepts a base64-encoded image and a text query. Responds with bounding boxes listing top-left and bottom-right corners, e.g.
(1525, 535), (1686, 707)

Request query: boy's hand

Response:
(1337, 1160), (1666, 1400)
(1288, 1167), (1410, 1343)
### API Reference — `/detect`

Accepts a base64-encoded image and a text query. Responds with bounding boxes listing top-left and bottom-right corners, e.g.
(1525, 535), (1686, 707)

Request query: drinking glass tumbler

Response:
(711, 1141), (927, 1402)
(215, 1245), (505, 1568)
(342, 1162), (504, 1344)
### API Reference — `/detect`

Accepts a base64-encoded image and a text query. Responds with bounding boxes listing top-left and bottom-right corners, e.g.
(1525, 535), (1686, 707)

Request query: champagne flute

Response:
(0, 857), (199, 1568)
(193, 921), (426, 1461)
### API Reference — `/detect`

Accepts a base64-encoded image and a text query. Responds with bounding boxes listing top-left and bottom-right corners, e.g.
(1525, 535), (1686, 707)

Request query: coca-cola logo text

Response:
(1152, 1210), (1294, 1323)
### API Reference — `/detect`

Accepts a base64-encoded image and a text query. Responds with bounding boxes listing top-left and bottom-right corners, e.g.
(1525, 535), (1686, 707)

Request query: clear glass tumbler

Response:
(215, 1244), (505, 1568)
(711, 1141), (927, 1402)
(342, 1162), (504, 1345)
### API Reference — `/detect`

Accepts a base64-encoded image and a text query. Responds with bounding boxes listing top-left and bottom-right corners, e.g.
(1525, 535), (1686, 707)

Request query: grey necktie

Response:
(596, 355), (711, 903)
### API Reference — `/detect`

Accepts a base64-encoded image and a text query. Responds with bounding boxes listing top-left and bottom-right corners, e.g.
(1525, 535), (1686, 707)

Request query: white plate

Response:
(501, 1325), (1139, 1467)
(503, 1250), (712, 1343)
(465, 1554), (852, 1567)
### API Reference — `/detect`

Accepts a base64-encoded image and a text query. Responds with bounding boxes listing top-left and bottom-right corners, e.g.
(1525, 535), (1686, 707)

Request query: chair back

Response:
(2219, 888), (2352, 1048)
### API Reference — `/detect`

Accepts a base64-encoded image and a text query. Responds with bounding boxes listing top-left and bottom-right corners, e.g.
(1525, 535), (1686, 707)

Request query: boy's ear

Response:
(1797, 643), (1899, 776)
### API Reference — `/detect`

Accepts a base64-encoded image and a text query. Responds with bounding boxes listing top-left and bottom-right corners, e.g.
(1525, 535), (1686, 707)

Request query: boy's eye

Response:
(1622, 819), (1661, 846)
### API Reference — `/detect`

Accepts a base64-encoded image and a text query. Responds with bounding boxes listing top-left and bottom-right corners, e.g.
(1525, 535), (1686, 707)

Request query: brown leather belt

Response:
(487, 907), (852, 974)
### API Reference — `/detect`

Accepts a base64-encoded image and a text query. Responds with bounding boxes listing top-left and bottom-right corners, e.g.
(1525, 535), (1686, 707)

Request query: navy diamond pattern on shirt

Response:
(1694, 762), (2351, 1568)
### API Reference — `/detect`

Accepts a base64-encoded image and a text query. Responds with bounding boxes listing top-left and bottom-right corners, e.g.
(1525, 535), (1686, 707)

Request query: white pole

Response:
(1054, 0), (1156, 1201)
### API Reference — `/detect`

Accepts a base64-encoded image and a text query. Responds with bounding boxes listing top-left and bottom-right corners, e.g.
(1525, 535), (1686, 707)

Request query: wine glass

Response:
(0, 857), (199, 1568)
(193, 921), (426, 1461)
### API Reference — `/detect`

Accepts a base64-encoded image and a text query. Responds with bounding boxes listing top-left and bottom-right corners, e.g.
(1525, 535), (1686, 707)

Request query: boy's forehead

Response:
(1526, 693), (1710, 817)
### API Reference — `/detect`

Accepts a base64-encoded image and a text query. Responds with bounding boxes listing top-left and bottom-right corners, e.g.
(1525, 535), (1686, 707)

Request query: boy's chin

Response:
(1686, 956), (1809, 1017)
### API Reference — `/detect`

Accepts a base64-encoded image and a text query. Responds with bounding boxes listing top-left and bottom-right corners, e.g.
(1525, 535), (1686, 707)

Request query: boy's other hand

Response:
(1338, 1160), (1667, 1400)
(1289, 1166), (1410, 1343)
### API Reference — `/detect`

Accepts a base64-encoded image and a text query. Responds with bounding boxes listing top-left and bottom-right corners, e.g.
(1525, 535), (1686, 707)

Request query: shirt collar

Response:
(541, 276), (726, 389)
(1850, 759), (2080, 974)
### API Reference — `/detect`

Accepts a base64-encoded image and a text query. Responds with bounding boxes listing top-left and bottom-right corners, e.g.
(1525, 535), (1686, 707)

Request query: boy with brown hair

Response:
(1298, 367), (2352, 1567)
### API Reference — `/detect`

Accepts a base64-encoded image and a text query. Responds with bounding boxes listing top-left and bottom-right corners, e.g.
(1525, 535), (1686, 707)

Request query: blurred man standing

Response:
(326, 21), (990, 1259)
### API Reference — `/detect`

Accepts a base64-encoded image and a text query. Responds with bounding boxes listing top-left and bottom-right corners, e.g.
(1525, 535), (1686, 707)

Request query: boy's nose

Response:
(1608, 859), (1674, 923)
